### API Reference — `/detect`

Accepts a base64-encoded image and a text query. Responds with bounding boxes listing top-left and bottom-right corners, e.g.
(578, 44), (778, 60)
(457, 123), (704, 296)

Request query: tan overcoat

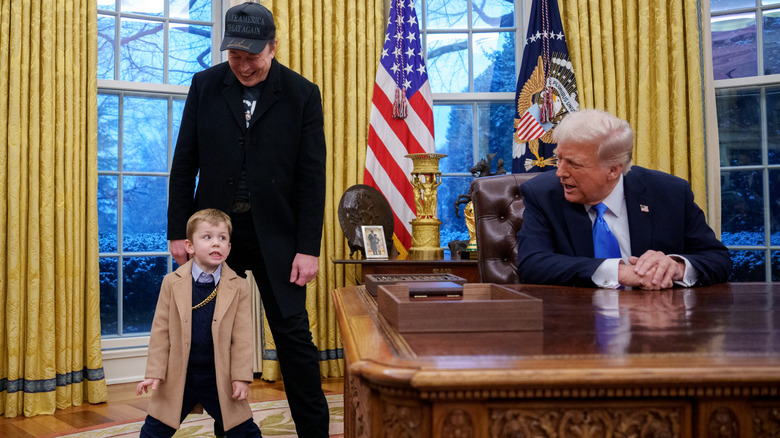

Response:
(144, 261), (255, 430)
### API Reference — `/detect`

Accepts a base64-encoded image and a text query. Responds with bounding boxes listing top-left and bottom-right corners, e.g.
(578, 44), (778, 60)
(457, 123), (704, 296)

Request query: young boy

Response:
(137, 209), (262, 437)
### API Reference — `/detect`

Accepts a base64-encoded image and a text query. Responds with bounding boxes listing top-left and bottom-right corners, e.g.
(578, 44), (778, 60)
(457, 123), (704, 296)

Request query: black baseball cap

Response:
(220, 2), (276, 54)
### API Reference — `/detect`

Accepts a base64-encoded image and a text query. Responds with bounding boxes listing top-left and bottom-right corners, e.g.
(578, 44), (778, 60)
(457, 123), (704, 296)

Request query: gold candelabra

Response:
(405, 153), (447, 260)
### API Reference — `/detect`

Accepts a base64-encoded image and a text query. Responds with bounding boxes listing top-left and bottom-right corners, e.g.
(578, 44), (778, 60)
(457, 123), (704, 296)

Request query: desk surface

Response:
(334, 282), (780, 390)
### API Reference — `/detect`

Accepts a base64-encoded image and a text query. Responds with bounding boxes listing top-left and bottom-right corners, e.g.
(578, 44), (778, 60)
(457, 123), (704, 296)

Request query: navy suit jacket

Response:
(516, 166), (731, 287)
(167, 59), (327, 316)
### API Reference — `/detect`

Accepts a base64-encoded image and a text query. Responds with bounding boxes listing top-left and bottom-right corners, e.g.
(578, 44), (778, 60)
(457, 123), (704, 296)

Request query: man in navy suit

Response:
(167, 3), (329, 436)
(516, 109), (731, 290)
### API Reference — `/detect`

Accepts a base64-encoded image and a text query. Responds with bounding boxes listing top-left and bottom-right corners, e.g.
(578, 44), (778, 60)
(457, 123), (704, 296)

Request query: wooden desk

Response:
(332, 283), (780, 438)
(332, 257), (480, 283)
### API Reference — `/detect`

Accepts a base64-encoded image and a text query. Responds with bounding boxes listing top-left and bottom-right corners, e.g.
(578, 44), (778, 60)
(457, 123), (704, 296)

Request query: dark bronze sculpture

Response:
(454, 153), (506, 220)
(469, 152), (506, 178)
(337, 185), (395, 258)
(451, 153), (507, 258)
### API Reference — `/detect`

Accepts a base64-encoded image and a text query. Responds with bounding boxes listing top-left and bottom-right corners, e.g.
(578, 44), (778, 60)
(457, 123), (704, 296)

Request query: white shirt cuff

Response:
(591, 259), (622, 289)
(670, 255), (698, 287)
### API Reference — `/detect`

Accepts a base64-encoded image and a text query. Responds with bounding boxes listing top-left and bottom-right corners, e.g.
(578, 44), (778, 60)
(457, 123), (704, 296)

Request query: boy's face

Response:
(185, 221), (231, 273)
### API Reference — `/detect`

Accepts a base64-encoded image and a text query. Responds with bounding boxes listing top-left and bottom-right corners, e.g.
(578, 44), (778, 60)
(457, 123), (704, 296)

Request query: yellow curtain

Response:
(0, 0), (107, 417)
(252, 0), (384, 380)
(560, 0), (708, 207)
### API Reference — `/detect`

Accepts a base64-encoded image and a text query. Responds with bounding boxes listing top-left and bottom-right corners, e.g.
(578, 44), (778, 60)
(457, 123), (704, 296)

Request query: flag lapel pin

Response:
(640, 204), (649, 213)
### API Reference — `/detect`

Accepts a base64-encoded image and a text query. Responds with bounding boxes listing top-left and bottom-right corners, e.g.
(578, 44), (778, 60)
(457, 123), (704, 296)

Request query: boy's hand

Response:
(232, 380), (250, 401)
(136, 378), (160, 396)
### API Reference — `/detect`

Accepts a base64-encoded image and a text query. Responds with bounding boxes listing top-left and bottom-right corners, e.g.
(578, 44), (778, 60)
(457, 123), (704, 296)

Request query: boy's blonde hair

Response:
(186, 209), (233, 242)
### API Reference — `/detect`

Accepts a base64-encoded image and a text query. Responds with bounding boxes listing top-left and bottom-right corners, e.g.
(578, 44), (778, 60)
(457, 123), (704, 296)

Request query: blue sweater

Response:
(188, 279), (216, 374)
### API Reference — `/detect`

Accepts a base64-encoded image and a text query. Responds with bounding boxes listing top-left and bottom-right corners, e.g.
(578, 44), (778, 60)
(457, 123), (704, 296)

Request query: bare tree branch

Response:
(427, 40), (468, 60)
(120, 24), (163, 46)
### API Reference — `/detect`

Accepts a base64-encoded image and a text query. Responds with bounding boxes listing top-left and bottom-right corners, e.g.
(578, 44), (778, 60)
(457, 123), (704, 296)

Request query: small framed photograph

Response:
(362, 225), (388, 259)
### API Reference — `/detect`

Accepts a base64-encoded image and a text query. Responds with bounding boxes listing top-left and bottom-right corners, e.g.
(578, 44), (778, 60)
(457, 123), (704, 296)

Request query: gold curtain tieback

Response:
(193, 284), (218, 310)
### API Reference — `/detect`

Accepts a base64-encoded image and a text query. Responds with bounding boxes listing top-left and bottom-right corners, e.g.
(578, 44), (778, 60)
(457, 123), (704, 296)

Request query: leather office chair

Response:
(470, 173), (539, 284)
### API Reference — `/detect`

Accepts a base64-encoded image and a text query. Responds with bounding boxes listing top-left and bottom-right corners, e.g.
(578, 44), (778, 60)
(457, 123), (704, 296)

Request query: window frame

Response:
(423, 0), (526, 166)
(97, 1), (223, 350)
(706, 0), (780, 282)
(417, 0), (528, 245)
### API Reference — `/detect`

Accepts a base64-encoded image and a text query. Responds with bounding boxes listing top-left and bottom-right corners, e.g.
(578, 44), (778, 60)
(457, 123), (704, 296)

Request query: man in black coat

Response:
(167, 3), (329, 436)
(516, 109), (731, 290)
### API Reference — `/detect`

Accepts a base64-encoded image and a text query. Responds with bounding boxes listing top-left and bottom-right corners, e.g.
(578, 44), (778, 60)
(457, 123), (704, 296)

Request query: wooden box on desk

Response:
(377, 283), (542, 333)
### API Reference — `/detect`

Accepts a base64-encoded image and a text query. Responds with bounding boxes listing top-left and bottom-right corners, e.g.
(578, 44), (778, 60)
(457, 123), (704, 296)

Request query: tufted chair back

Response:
(470, 173), (539, 284)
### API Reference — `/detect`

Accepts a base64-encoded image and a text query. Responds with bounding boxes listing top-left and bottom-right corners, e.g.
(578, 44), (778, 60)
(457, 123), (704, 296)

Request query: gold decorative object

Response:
(406, 153), (447, 260)
(464, 201), (476, 251)
(192, 284), (218, 310)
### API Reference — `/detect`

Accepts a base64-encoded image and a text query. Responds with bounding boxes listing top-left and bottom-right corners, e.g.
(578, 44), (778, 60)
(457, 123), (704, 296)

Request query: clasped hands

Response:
(617, 250), (685, 290)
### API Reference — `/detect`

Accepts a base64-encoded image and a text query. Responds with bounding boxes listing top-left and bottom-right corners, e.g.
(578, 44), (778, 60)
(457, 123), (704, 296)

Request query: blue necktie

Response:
(592, 203), (621, 259)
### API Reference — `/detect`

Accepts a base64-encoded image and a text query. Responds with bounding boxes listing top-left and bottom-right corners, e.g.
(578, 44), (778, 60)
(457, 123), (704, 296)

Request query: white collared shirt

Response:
(192, 262), (222, 286)
(589, 175), (697, 289)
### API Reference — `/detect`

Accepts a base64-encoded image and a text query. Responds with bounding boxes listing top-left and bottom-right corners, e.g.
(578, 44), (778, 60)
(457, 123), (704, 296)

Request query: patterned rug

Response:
(49, 394), (343, 437)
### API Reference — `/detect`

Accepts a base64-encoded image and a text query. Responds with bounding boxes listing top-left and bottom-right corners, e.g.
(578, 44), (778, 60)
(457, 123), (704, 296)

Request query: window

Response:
(417, 0), (522, 247)
(711, 0), (780, 281)
(97, 0), (217, 340)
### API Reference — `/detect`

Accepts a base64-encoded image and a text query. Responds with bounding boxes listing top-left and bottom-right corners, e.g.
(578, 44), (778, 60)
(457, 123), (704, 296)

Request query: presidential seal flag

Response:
(364, 0), (434, 251)
(513, 0), (579, 173)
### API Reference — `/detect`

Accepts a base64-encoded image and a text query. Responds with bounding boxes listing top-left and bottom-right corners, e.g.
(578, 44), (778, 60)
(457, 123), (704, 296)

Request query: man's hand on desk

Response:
(618, 250), (685, 290)
(618, 263), (665, 290)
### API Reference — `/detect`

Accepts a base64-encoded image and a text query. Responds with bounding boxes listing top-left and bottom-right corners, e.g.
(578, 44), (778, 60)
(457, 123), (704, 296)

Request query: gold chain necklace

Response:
(192, 284), (218, 310)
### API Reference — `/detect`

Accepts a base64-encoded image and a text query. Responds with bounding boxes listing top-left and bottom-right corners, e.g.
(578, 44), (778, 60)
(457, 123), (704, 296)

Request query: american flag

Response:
(364, 0), (434, 250)
(515, 104), (546, 141)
